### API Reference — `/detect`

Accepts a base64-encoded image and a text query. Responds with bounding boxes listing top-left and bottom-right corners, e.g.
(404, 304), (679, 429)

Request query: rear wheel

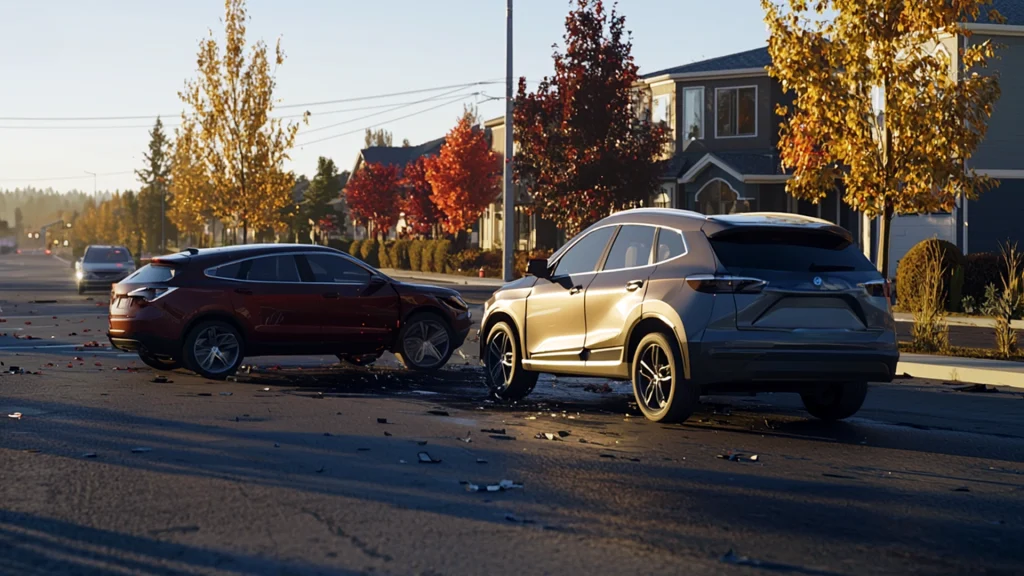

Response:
(183, 320), (244, 380)
(484, 321), (538, 401)
(800, 382), (868, 421)
(631, 332), (698, 423)
(139, 350), (180, 371)
(395, 312), (454, 372)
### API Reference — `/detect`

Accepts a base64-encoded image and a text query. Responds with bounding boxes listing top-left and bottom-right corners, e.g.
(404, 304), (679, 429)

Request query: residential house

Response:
(346, 137), (445, 240)
(476, 117), (561, 251)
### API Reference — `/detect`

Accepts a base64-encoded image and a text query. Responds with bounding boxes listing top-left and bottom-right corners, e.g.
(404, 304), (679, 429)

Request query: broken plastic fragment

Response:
(131, 447), (152, 453)
(427, 409), (449, 416)
(418, 451), (441, 464)
(476, 458), (488, 464)
(384, 431), (392, 437)
(219, 392), (232, 396)
(81, 452), (98, 458)
(481, 428), (506, 434)
(8, 412), (23, 419)
(457, 432), (472, 443)
(377, 418), (388, 424)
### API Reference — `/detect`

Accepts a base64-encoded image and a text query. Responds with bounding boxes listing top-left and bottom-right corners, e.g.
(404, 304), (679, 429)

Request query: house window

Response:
(696, 179), (751, 215)
(715, 86), (756, 138)
(652, 184), (674, 208)
(652, 94), (671, 126)
(682, 87), (704, 140)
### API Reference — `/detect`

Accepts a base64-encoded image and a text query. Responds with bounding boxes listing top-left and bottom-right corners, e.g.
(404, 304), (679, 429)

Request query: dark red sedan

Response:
(107, 244), (472, 379)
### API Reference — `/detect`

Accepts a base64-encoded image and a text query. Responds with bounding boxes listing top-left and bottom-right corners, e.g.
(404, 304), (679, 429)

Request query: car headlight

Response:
(75, 271), (84, 280)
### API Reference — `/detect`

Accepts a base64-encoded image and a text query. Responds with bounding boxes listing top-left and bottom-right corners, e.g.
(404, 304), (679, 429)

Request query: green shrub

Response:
(409, 239), (425, 272)
(389, 239), (411, 270)
(360, 239), (380, 267)
(964, 252), (1004, 304)
(949, 265), (964, 312)
(378, 241), (392, 269)
(896, 238), (965, 312)
(449, 249), (482, 272)
(433, 239), (452, 273)
(348, 239), (363, 259)
(420, 239), (435, 273)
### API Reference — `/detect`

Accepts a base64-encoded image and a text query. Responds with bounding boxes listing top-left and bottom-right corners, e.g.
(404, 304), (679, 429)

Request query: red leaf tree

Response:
(514, 0), (669, 236)
(344, 162), (401, 238)
(425, 115), (501, 236)
(399, 156), (441, 236)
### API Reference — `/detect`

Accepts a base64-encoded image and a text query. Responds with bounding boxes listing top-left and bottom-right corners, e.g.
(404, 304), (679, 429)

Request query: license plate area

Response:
(750, 296), (865, 330)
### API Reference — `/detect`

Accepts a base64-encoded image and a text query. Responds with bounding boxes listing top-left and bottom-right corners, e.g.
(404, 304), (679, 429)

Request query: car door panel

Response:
(227, 255), (325, 353)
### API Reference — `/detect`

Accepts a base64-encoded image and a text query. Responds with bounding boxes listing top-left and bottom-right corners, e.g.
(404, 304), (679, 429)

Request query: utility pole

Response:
(501, 0), (515, 282)
(84, 170), (97, 195)
(160, 177), (166, 253)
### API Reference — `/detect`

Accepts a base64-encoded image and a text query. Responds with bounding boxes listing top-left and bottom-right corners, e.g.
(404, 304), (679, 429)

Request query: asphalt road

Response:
(1, 253), (1022, 576)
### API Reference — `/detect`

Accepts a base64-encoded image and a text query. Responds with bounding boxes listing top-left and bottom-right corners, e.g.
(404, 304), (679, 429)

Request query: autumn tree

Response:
(136, 117), (173, 253)
(399, 156), (440, 237)
(764, 0), (1003, 277)
(169, 121), (212, 247)
(345, 162), (401, 239)
(426, 112), (500, 241)
(364, 128), (393, 148)
(514, 0), (669, 236)
(179, 0), (306, 244)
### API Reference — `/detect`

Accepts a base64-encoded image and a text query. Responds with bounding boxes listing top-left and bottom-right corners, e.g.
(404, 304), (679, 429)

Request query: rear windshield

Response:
(85, 247), (133, 263)
(123, 264), (175, 283)
(709, 228), (875, 273)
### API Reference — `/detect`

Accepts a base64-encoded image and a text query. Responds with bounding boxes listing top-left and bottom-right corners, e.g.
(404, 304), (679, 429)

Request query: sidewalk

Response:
(898, 353), (1024, 390)
(893, 312), (1024, 330)
(379, 268), (507, 287)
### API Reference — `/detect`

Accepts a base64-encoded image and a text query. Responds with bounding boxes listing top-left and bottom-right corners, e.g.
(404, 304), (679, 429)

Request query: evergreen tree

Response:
(136, 117), (174, 253)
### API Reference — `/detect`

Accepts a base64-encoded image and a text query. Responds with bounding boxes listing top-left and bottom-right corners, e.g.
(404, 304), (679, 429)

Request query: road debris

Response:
(427, 409), (450, 416)
(130, 447), (152, 454)
(535, 432), (562, 441)
(8, 412), (23, 419)
(489, 434), (516, 441)
(952, 486), (971, 492)
(383, 431), (392, 437)
(219, 392), (232, 396)
(720, 549), (816, 572)
(7, 366), (22, 374)
(583, 382), (613, 393)
(466, 479), (523, 492)
(476, 458), (488, 464)
(457, 432), (472, 443)
(263, 387), (271, 391)
(418, 451), (442, 463)
(717, 451), (759, 463)
(377, 418), (388, 424)
(197, 392), (211, 396)
(955, 384), (998, 393)
(316, 465), (325, 474)
(81, 452), (98, 458)
(274, 443), (280, 448)
(822, 473), (856, 480)
(504, 514), (534, 524)
(481, 428), (506, 434)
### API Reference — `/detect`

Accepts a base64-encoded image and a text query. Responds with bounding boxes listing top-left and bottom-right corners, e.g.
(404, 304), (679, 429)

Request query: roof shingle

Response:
(641, 47), (771, 80)
(359, 136), (446, 170)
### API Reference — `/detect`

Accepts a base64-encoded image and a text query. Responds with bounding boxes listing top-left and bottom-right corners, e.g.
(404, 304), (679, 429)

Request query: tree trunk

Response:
(876, 203), (895, 279)
(242, 221), (248, 245)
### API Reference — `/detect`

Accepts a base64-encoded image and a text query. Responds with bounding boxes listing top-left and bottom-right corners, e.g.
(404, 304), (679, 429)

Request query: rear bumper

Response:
(108, 306), (183, 358)
(691, 346), (899, 386)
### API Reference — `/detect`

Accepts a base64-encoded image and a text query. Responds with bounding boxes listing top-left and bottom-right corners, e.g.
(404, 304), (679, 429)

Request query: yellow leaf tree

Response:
(169, 120), (211, 246)
(179, 0), (306, 244)
(763, 0), (1003, 277)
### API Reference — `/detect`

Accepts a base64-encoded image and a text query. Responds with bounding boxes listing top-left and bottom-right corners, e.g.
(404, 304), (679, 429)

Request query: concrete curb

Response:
(894, 312), (1024, 330)
(897, 354), (1024, 390)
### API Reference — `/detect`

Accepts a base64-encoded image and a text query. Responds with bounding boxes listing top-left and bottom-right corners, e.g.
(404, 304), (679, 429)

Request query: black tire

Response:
(139, 350), (180, 371)
(182, 320), (244, 380)
(395, 311), (455, 372)
(336, 353), (377, 367)
(800, 382), (868, 421)
(631, 332), (698, 423)
(484, 321), (538, 401)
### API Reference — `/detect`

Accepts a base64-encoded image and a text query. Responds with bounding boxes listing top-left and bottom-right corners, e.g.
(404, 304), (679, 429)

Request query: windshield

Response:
(84, 247), (133, 263)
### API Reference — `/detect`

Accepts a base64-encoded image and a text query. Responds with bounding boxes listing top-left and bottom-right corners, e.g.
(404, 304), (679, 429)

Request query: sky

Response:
(0, 0), (770, 194)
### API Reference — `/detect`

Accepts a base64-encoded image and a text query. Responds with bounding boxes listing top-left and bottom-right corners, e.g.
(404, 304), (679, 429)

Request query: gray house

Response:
(639, 0), (1024, 273)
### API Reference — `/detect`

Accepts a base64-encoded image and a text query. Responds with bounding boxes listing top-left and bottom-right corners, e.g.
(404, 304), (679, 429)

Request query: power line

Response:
(0, 80), (503, 122)
(299, 87), (476, 136)
(297, 93), (474, 147)
(0, 170), (134, 183)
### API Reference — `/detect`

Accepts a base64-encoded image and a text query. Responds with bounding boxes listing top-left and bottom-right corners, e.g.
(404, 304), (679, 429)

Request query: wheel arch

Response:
(479, 311), (524, 360)
(181, 312), (247, 348)
(625, 312), (691, 380)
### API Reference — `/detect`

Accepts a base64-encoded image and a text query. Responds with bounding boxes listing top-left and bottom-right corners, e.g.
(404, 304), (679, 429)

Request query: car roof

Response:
(152, 243), (339, 266)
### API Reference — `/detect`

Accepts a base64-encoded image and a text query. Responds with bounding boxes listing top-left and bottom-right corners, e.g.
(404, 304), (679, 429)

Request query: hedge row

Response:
(895, 238), (1011, 313)
(344, 237), (553, 278)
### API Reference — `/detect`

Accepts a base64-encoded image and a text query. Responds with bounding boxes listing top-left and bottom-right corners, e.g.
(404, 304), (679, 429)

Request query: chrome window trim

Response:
(549, 222), (691, 278)
(203, 250), (374, 286)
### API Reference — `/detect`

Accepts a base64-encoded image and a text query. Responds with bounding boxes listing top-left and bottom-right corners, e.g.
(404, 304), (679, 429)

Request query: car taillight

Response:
(127, 286), (177, 302)
(860, 279), (892, 300)
(685, 274), (767, 294)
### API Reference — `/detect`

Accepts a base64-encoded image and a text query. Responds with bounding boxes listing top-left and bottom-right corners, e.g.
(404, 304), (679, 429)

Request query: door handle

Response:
(626, 280), (644, 291)
(234, 288), (253, 296)
(322, 292), (340, 299)
(569, 285), (583, 295)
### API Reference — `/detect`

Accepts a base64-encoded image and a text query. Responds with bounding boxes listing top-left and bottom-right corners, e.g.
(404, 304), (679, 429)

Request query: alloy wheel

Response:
(402, 318), (450, 368)
(486, 329), (515, 388)
(636, 342), (673, 412)
(192, 326), (240, 375)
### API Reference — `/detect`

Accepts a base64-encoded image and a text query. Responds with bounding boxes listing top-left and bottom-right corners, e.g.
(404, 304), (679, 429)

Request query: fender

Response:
(634, 300), (692, 380)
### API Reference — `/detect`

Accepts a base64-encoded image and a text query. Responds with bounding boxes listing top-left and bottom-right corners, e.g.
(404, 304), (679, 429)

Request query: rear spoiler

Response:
(148, 250), (196, 267)
(701, 213), (853, 244)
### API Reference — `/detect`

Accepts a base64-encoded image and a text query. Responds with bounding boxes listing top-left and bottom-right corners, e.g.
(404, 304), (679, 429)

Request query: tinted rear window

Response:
(85, 247), (133, 263)
(709, 228), (874, 272)
(124, 264), (175, 283)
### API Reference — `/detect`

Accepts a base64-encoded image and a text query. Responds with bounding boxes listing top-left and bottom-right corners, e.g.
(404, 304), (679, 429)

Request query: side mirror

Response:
(363, 275), (388, 295)
(527, 258), (551, 279)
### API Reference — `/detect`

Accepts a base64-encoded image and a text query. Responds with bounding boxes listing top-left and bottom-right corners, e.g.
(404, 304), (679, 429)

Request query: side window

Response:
(603, 225), (655, 271)
(656, 229), (686, 263)
(210, 262), (242, 280)
(553, 227), (615, 277)
(303, 253), (372, 283)
(242, 255), (301, 283)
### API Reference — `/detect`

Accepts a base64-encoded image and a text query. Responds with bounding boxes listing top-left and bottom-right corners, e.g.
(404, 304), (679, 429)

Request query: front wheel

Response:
(800, 382), (868, 421)
(631, 332), (697, 423)
(139, 350), (180, 371)
(183, 320), (244, 380)
(395, 312), (454, 372)
(484, 321), (538, 401)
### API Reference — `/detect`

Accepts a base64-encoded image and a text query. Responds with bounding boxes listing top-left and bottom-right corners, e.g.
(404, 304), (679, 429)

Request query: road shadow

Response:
(0, 510), (363, 576)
